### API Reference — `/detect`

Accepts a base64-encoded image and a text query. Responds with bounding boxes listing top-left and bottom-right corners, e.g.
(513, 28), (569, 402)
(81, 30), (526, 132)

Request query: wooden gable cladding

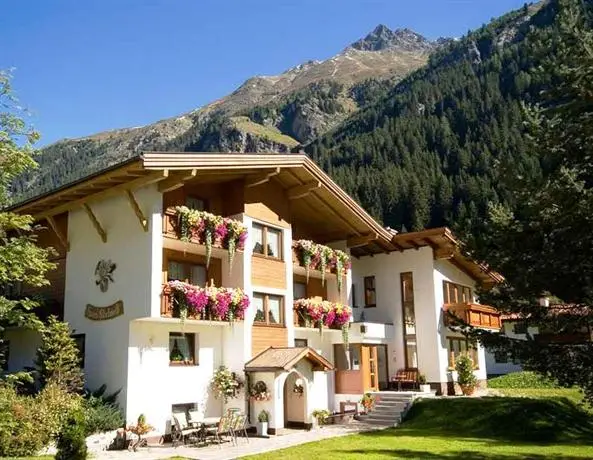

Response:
(251, 326), (288, 357)
(251, 257), (286, 290)
(244, 179), (291, 228)
(162, 179), (245, 216)
(162, 248), (222, 286)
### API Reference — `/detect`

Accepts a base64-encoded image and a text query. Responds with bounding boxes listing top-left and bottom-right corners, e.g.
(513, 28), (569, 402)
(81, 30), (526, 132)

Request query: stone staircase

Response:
(356, 393), (416, 427)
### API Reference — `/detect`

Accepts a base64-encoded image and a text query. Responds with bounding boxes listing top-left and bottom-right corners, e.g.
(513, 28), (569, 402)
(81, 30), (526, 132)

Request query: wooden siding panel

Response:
(251, 326), (288, 356)
(251, 257), (286, 290)
(335, 370), (364, 394)
(245, 180), (290, 228)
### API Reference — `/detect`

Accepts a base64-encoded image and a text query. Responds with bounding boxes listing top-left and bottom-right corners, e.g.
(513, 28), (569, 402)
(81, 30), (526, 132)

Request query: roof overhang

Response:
(9, 152), (394, 253)
(244, 346), (334, 372)
(386, 227), (504, 288)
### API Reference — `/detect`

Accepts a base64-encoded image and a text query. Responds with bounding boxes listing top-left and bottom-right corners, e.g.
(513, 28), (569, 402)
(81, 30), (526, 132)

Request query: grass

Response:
(242, 396), (593, 460)
(488, 371), (558, 389)
(230, 116), (299, 147)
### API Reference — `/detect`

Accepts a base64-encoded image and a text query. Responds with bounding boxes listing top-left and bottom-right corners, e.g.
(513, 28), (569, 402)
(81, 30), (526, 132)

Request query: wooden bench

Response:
(390, 369), (419, 391)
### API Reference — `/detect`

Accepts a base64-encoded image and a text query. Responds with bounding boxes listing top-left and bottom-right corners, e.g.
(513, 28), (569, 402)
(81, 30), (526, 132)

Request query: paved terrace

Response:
(92, 422), (382, 460)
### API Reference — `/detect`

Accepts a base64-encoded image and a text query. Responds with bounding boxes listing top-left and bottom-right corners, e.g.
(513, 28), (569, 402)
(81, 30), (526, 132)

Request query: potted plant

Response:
(311, 409), (330, 428)
(359, 393), (377, 414)
(455, 353), (477, 396)
(257, 410), (270, 436)
(417, 374), (431, 393)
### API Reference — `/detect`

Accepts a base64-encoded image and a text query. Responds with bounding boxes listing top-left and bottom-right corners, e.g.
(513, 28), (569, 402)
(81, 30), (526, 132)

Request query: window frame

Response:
(446, 336), (479, 370)
(252, 292), (285, 327)
(185, 195), (207, 211)
(167, 259), (208, 286)
(252, 223), (283, 260)
(364, 276), (376, 308)
(294, 338), (308, 348)
(443, 281), (473, 304)
(169, 332), (198, 366)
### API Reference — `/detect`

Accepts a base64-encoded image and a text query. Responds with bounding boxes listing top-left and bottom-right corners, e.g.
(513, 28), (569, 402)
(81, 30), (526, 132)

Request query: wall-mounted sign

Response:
(95, 259), (116, 292)
(85, 300), (124, 321)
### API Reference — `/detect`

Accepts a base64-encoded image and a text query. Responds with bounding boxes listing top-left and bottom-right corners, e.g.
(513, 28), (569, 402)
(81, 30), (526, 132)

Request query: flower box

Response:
(162, 281), (249, 322)
(292, 240), (351, 292)
(168, 206), (248, 269)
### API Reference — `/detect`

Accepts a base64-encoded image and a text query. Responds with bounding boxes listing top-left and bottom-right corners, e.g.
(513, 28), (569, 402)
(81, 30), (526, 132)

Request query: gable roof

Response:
(9, 152), (503, 285)
(244, 346), (334, 372)
(10, 152), (395, 253)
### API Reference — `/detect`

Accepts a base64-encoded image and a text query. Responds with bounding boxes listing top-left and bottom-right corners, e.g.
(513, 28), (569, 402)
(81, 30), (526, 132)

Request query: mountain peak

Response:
(349, 24), (435, 53)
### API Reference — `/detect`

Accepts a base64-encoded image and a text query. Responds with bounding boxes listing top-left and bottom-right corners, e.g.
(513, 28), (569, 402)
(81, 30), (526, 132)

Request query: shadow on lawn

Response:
(368, 396), (593, 445)
(342, 449), (590, 460)
(384, 397), (593, 444)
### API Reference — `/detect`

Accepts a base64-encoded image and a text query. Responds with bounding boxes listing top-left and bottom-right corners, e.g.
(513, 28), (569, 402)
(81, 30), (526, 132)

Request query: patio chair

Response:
(204, 412), (234, 448)
(231, 412), (249, 444)
(188, 410), (203, 428)
(171, 411), (199, 447)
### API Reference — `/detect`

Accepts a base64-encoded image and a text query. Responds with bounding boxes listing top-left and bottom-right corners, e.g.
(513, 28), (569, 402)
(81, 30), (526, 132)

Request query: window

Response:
(295, 338), (308, 348)
(186, 196), (205, 211)
(447, 337), (478, 369)
(169, 332), (197, 365)
(351, 283), (358, 308)
(443, 281), (472, 304)
(167, 260), (207, 286)
(253, 293), (284, 326)
(252, 223), (282, 259)
(364, 276), (376, 307)
(513, 321), (527, 335)
(71, 334), (85, 368)
(0, 340), (9, 371)
(293, 282), (307, 300)
(401, 272), (418, 368)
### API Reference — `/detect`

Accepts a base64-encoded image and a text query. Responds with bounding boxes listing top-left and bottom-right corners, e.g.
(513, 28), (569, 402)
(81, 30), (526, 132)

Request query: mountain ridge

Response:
(15, 24), (438, 198)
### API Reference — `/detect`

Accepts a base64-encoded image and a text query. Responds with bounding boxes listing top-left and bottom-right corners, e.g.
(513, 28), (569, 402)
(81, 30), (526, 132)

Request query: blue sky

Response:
(3, 0), (528, 146)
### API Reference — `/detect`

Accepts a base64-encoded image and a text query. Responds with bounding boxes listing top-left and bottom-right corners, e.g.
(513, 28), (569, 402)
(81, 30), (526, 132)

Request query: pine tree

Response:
(35, 316), (84, 393)
(473, 0), (593, 403)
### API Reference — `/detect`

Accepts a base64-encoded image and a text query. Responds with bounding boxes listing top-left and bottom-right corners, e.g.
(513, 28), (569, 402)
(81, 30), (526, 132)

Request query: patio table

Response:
(201, 416), (221, 427)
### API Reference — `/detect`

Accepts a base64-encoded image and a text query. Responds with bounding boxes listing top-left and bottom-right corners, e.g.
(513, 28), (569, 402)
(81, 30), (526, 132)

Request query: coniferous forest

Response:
(306, 1), (561, 238)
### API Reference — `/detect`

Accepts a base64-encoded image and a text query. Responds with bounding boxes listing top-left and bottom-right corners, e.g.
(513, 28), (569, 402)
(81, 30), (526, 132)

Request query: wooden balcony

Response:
(444, 303), (501, 330)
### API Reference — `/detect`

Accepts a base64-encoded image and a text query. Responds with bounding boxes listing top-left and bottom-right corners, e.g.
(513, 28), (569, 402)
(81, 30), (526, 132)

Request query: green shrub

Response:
(83, 397), (125, 435)
(488, 371), (558, 389)
(0, 385), (51, 457)
(82, 385), (124, 435)
(37, 382), (83, 438)
(55, 409), (88, 460)
(455, 354), (477, 392)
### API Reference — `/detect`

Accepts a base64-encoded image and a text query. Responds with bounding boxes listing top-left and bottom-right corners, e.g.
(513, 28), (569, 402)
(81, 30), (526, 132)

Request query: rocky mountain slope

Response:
(15, 26), (439, 199)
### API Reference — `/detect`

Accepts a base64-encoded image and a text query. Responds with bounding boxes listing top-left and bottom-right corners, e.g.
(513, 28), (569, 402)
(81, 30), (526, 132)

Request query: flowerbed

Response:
(174, 206), (248, 268)
(165, 280), (249, 322)
(292, 240), (351, 291)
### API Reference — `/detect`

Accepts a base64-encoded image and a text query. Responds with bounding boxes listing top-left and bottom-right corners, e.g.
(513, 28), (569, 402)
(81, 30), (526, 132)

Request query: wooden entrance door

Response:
(361, 345), (379, 391)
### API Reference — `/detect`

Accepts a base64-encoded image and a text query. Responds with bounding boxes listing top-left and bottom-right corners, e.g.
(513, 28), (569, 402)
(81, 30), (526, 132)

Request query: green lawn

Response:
(244, 395), (593, 460)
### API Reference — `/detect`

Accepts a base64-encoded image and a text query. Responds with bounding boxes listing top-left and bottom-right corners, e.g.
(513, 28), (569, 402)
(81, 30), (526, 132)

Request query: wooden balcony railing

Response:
(444, 303), (501, 330)
(161, 283), (247, 322)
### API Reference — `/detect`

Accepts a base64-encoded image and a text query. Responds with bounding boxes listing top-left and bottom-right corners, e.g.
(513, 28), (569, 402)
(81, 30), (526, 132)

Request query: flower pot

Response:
(257, 422), (268, 436)
(460, 384), (475, 396)
(420, 384), (431, 393)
